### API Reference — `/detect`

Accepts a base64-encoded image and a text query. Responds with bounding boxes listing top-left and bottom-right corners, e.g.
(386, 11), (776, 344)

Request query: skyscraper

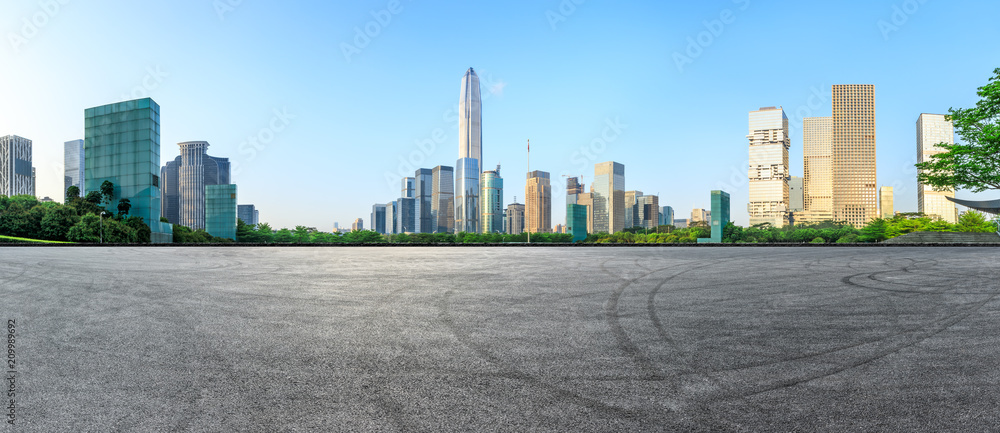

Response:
(238, 204), (258, 226)
(455, 68), (483, 234)
(396, 197), (415, 233)
(625, 190), (642, 229)
(352, 218), (363, 232)
(566, 176), (583, 204)
(481, 165), (503, 233)
(179, 141), (209, 230)
(384, 201), (397, 234)
(85, 98), (172, 243)
(161, 144), (230, 226)
(593, 161), (625, 233)
(697, 191), (731, 244)
(371, 203), (387, 234)
(801, 117), (833, 224)
(917, 113), (957, 223)
(505, 202), (525, 235)
(205, 184), (237, 240)
(832, 84), (877, 228)
(747, 106), (790, 227)
(879, 186), (894, 219)
(567, 204), (588, 242)
(789, 176), (804, 212)
(659, 206), (674, 227)
(64, 139), (84, 196)
(0, 135), (33, 197)
(431, 165), (454, 233)
(576, 192), (595, 234)
(401, 177), (414, 199)
(414, 168), (433, 233)
(526, 170), (551, 233)
(637, 195), (659, 230)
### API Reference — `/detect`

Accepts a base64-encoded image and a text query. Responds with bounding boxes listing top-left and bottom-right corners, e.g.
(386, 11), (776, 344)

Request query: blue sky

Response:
(2, 0), (998, 229)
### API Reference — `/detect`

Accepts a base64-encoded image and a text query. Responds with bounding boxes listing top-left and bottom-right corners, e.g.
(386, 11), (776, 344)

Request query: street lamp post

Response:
(100, 211), (106, 243)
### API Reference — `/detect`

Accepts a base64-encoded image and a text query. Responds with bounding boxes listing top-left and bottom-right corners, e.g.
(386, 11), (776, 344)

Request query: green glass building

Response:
(206, 184), (238, 240)
(84, 98), (173, 243)
(480, 166), (503, 234)
(567, 203), (588, 243)
(698, 190), (731, 243)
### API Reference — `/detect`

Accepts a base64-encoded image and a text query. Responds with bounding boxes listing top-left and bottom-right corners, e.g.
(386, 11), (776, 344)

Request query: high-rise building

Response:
(31, 168), (35, 196)
(384, 201), (397, 234)
(85, 98), (172, 243)
(698, 191), (731, 244)
(637, 195), (659, 230)
(205, 184), (237, 240)
(396, 197), (415, 233)
(576, 192), (594, 234)
(801, 117), (834, 224)
(789, 176), (804, 212)
(625, 190), (642, 229)
(566, 176), (583, 205)
(237, 204), (258, 226)
(352, 218), (363, 232)
(414, 168), (433, 233)
(832, 85), (877, 228)
(455, 68), (483, 234)
(505, 202), (525, 235)
(481, 165), (503, 233)
(567, 203), (588, 242)
(593, 161), (625, 233)
(401, 177), (414, 199)
(526, 170), (551, 233)
(64, 139), (84, 196)
(431, 165), (454, 233)
(0, 135), (33, 197)
(747, 106), (790, 227)
(161, 144), (230, 226)
(659, 206), (674, 227)
(371, 203), (387, 234)
(917, 113), (957, 223)
(691, 208), (710, 223)
(879, 186), (894, 219)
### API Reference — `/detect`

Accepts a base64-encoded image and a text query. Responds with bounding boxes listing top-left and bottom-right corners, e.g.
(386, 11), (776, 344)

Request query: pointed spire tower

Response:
(455, 67), (482, 233)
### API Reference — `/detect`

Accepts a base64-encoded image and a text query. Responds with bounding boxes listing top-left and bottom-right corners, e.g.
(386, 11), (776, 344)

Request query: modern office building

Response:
(691, 208), (710, 223)
(526, 170), (551, 233)
(401, 176), (414, 199)
(659, 206), (674, 227)
(800, 117), (834, 224)
(237, 204), (258, 226)
(384, 201), (397, 234)
(637, 195), (659, 230)
(64, 139), (84, 196)
(831, 84), (877, 228)
(566, 176), (584, 205)
(352, 218), (363, 232)
(879, 186), (894, 219)
(505, 202), (525, 235)
(789, 176), (804, 212)
(576, 192), (594, 234)
(205, 184), (237, 240)
(161, 143), (231, 226)
(698, 190), (731, 244)
(625, 190), (642, 229)
(84, 98), (172, 242)
(917, 113), (958, 222)
(747, 106), (790, 227)
(396, 197), (415, 233)
(674, 219), (689, 229)
(414, 168), (433, 233)
(481, 165), (503, 233)
(371, 203), (387, 234)
(0, 135), (33, 197)
(593, 161), (625, 234)
(431, 165), (454, 233)
(567, 203), (588, 242)
(455, 68), (483, 234)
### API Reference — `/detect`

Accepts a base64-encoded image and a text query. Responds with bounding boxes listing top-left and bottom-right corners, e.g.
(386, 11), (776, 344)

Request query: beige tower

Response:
(526, 170), (552, 233)
(879, 186), (894, 219)
(917, 113), (958, 222)
(747, 106), (790, 227)
(831, 84), (877, 228)
(801, 117), (833, 223)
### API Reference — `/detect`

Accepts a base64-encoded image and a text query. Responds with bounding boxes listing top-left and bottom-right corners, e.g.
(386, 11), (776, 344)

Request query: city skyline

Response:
(2, 2), (999, 230)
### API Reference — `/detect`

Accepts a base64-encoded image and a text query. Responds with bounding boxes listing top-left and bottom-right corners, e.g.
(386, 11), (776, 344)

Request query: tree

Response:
(117, 198), (131, 217)
(858, 218), (890, 243)
(100, 180), (115, 205)
(916, 68), (1000, 193)
(124, 216), (151, 243)
(273, 228), (294, 243)
(67, 214), (101, 243)
(956, 210), (996, 233)
(65, 185), (80, 202)
(84, 191), (103, 205)
(40, 205), (80, 241)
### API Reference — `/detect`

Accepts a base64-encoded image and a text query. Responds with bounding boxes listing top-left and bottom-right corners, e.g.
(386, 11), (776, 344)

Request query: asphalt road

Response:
(1, 247), (998, 432)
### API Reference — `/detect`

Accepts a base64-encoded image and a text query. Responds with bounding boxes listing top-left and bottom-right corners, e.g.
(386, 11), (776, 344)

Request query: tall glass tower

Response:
(481, 165), (503, 233)
(64, 139), (84, 196)
(455, 67), (482, 233)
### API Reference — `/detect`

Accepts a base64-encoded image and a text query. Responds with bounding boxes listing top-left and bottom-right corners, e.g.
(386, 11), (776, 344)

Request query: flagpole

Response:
(527, 139), (530, 244)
